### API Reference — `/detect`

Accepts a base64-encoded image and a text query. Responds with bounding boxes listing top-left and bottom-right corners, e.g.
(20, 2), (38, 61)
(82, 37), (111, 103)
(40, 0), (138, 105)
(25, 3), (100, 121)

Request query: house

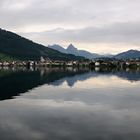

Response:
(95, 62), (100, 66)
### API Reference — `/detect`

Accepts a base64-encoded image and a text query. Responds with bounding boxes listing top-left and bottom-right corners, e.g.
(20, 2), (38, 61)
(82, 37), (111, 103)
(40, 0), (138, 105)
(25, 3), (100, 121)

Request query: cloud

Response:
(1, 0), (140, 30)
(0, 0), (140, 53)
(21, 21), (140, 46)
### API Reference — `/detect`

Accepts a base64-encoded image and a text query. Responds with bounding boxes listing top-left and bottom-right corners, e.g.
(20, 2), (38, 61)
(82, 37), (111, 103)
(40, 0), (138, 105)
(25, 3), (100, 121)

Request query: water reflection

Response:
(0, 67), (140, 100)
(0, 67), (90, 100)
(0, 67), (140, 140)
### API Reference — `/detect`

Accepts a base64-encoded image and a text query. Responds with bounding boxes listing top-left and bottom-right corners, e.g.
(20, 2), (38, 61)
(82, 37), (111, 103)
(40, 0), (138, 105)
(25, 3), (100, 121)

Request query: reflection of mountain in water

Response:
(52, 72), (98, 87)
(0, 68), (140, 100)
(51, 69), (140, 87)
(0, 68), (89, 100)
(115, 71), (140, 82)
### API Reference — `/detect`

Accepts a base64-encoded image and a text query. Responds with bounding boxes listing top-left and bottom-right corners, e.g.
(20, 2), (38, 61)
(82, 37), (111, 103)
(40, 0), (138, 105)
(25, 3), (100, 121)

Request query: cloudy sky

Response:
(0, 0), (140, 54)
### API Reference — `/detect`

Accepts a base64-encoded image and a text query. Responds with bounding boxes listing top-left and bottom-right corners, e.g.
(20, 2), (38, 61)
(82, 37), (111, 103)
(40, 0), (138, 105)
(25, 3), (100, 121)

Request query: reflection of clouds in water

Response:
(0, 118), (44, 140)
(0, 98), (140, 140)
(0, 70), (140, 140)
(20, 83), (140, 111)
(18, 73), (140, 113)
(50, 71), (98, 87)
(0, 68), (140, 101)
(50, 71), (140, 88)
(74, 75), (140, 89)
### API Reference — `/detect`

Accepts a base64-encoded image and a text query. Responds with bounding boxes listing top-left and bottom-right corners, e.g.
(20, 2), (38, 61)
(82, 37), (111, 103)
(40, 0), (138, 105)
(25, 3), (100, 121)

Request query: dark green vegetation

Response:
(0, 28), (84, 61)
(0, 53), (16, 61)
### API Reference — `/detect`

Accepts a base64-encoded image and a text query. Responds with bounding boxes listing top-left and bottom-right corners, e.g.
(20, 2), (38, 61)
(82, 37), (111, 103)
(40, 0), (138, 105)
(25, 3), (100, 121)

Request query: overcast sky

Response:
(0, 0), (140, 54)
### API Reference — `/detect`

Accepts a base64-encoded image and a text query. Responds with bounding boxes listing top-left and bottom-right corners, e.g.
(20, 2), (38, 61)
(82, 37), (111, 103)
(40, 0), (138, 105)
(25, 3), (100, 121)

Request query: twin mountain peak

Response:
(0, 28), (140, 60)
(48, 44), (140, 59)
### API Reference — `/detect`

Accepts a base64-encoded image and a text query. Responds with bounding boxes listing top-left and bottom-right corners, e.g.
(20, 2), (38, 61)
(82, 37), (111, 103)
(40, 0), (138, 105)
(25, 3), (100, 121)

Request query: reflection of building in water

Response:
(95, 67), (100, 72)
(0, 67), (140, 100)
(40, 69), (45, 77)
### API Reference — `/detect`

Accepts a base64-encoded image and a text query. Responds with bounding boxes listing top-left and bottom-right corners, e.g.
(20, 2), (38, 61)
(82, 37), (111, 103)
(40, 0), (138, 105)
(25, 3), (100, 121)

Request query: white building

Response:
(95, 62), (100, 66)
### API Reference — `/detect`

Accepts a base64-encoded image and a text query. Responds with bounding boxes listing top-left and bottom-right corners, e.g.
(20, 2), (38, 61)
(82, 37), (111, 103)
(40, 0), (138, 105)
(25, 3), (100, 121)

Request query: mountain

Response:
(48, 44), (102, 59)
(2, 28), (139, 61)
(114, 49), (140, 59)
(48, 44), (67, 54)
(0, 28), (83, 61)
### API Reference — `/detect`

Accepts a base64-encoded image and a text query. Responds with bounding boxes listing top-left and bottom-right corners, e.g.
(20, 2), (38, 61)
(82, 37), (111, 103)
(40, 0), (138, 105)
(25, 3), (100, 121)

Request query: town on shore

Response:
(0, 56), (140, 69)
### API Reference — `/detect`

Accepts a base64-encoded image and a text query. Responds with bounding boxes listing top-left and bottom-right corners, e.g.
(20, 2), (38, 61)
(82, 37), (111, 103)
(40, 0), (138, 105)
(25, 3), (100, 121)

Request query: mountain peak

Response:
(67, 44), (78, 52)
(67, 44), (76, 49)
(115, 49), (140, 59)
(0, 28), (83, 61)
(127, 49), (139, 53)
(48, 44), (67, 53)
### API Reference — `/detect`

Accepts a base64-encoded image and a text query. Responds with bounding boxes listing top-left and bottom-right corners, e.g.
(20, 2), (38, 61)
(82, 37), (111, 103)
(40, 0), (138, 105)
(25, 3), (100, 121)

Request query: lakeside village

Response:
(0, 56), (140, 68)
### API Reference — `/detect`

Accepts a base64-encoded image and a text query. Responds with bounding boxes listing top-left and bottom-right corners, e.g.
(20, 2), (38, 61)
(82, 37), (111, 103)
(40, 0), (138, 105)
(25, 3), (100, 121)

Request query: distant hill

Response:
(48, 44), (140, 60)
(0, 28), (83, 61)
(48, 44), (67, 54)
(1, 28), (140, 61)
(48, 44), (102, 59)
(114, 50), (140, 59)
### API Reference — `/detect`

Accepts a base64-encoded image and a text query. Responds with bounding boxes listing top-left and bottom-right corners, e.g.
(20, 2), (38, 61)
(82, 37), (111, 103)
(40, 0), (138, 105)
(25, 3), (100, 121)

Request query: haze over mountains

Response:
(0, 28), (140, 61)
(48, 44), (140, 60)
(115, 50), (140, 59)
(48, 44), (102, 59)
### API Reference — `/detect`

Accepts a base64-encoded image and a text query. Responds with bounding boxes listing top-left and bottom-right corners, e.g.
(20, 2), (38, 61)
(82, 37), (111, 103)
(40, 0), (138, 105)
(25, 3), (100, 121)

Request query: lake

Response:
(0, 67), (140, 140)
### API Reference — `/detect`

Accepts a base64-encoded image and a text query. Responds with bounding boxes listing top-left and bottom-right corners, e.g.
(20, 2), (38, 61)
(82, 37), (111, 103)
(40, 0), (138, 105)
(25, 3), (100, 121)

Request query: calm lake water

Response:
(0, 67), (140, 140)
